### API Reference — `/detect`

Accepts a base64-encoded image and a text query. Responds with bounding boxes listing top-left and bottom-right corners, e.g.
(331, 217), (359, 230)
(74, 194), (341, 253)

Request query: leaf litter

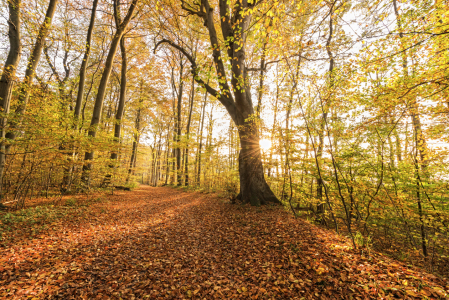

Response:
(0, 186), (448, 299)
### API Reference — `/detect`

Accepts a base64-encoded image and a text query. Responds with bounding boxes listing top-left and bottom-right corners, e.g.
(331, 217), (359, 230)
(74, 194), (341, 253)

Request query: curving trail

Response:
(0, 186), (448, 299)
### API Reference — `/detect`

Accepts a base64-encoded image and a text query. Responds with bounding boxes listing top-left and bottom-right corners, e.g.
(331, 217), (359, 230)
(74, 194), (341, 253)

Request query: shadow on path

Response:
(1, 186), (447, 299)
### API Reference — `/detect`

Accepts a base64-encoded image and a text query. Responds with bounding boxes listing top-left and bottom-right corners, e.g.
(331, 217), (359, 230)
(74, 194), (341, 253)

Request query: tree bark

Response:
(184, 75), (195, 186)
(175, 62), (184, 186)
(2, 0), (57, 199)
(5, 0), (58, 145)
(393, 0), (428, 255)
(43, 34), (76, 192)
(128, 100), (143, 181)
(255, 34), (269, 120)
(317, 5), (334, 200)
(74, 0), (99, 125)
(164, 123), (171, 185)
(82, 0), (138, 187)
(103, 35), (128, 186)
(267, 68), (282, 178)
(282, 57), (301, 199)
(0, 0), (22, 202)
(205, 105), (214, 187)
(155, 0), (280, 205)
(169, 66), (177, 185)
(196, 89), (208, 185)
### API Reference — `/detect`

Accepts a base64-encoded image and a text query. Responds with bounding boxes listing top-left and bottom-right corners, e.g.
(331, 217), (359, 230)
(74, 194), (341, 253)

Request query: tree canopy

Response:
(0, 0), (449, 277)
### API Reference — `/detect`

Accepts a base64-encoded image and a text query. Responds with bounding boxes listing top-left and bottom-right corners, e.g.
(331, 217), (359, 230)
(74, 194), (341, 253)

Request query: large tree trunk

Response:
(0, 0), (22, 202)
(237, 123), (278, 205)
(156, 0), (279, 205)
(82, 0), (138, 187)
(224, 0), (279, 205)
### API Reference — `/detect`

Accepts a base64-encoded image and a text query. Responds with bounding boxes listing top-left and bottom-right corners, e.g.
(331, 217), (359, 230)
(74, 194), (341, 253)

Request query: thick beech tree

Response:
(156, 0), (280, 205)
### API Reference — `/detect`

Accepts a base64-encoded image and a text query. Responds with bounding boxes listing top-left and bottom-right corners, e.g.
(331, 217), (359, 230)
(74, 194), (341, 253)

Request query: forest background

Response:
(0, 0), (448, 276)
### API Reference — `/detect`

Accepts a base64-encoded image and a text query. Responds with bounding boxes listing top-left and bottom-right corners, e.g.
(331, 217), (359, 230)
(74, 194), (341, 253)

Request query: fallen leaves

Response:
(0, 186), (448, 299)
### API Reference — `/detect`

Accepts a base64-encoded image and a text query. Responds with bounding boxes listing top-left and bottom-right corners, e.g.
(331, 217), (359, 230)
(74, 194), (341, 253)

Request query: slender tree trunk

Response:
(169, 67), (177, 185)
(176, 63), (184, 186)
(301, 131), (310, 185)
(414, 144), (428, 257)
(268, 69), (282, 178)
(74, 0), (99, 124)
(205, 105), (214, 187)
(128, 106), (142, 181)
(317, 6), (335, 200)
(181, 148), (185, 181)
(128, 137), (139, 180)
(82, 0), (138, 187)
(255, 35), (269, 136)
(282, 55), (301, 199)
(388, 130), (395, 168)
(2, 0), (58, 196)
(45, 5), (97, 192)
(393, 0), (428, 256)
(197, 88), (208, 185)
(104, 36), (128, 186)
(150, 145), (155, 185)
(155, 140), (162, 186)
(391, 115), (402, 163)
(5, 0), (58, 145)
(0, 0), (22, 202)
(184, 76), (195, 186)
(393, 0), (427, 166)
(164, 124), (171, 185)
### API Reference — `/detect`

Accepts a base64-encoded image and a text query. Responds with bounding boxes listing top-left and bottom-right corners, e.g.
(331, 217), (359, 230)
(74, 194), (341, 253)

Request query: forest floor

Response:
(0, 186), (448, 299)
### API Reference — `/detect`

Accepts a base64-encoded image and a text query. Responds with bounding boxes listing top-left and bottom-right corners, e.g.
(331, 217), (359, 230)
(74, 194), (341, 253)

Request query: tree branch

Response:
(180, 0), (206, 19)
(43, 42), (61, 83)
(154, 38), (238, 123)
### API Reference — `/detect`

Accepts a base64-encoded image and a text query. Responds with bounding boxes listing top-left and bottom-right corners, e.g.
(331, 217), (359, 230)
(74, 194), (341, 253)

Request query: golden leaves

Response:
(1, 187), (448, 299)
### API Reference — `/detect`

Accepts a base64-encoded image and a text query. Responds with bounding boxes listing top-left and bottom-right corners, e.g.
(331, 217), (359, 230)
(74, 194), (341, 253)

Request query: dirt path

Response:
(0, 186), (448, 299)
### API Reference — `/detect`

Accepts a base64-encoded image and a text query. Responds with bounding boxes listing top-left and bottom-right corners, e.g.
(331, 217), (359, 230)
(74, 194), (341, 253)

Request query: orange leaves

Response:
(0, 186), (448, 299)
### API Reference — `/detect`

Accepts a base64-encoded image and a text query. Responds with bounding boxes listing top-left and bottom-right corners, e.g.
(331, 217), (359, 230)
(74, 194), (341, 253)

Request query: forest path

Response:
(1, 186), (447, 299)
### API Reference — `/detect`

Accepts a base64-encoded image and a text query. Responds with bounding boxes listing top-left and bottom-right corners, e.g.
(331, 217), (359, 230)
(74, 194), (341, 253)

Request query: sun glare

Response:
(259, 139), (272, 151)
